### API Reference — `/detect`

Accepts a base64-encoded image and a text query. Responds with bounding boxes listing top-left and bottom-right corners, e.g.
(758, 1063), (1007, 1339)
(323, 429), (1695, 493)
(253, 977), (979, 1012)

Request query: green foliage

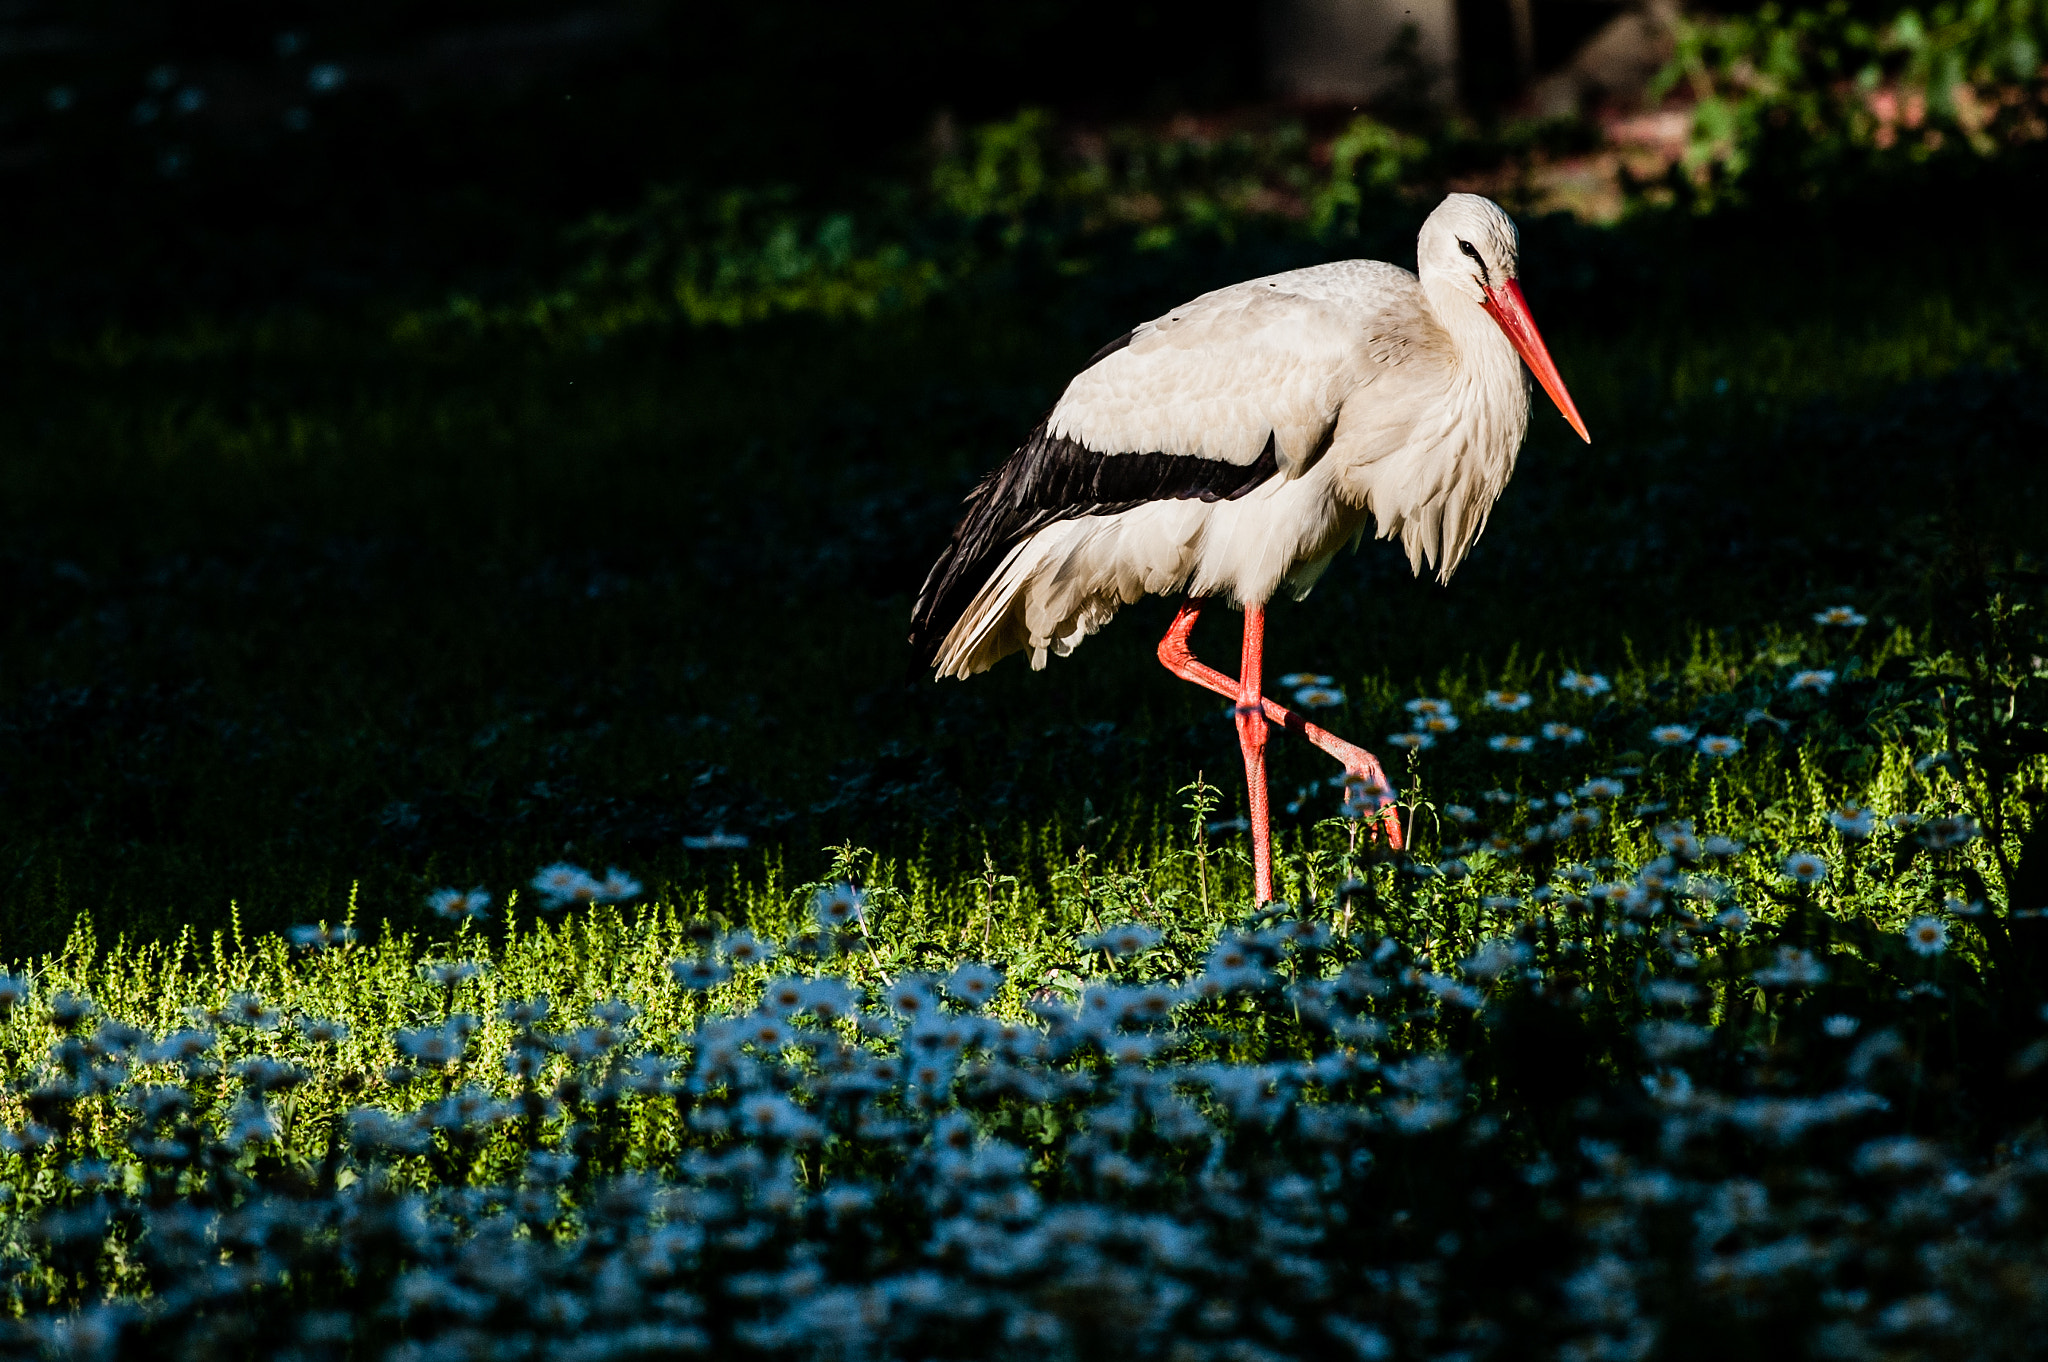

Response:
(397, 110), (1433, 344)
(1655, 0), (2048, 199)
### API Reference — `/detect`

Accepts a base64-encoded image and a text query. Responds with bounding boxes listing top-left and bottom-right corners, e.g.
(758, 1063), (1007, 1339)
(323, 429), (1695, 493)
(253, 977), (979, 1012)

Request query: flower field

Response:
(4, 599), (2048, 1359)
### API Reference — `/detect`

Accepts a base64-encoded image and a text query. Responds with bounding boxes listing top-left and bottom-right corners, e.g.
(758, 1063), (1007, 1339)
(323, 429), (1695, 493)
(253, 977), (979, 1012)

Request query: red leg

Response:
(1237, 605), (1274, 903)
(1157, 598), (1404, 855)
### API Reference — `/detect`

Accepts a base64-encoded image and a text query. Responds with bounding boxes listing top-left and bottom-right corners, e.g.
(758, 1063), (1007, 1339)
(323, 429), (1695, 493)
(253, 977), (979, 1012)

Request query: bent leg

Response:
(1157, 598), (1403, 852)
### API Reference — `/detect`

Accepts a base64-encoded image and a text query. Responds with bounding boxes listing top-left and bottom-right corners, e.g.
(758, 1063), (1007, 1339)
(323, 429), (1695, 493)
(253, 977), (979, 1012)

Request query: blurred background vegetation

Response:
(1, 0), (2046, 954)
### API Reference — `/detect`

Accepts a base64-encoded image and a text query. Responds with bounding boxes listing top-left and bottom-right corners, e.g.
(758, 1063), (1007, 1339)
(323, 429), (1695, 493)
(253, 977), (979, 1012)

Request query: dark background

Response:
(2, 2), (2045, 954)
(0, 0), (1647, 330)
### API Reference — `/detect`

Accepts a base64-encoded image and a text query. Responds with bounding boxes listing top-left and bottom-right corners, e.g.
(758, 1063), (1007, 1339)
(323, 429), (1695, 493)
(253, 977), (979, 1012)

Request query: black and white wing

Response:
(908, 267), (1395, 671)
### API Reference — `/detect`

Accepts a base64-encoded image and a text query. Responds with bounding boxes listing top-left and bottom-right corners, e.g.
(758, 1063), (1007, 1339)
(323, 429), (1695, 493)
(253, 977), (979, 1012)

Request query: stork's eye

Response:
(1457, 238), (1491, 285)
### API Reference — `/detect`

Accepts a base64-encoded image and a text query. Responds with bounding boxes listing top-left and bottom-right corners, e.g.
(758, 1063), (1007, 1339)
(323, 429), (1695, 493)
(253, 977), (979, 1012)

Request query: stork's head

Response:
(1419, 193), (1589, 444)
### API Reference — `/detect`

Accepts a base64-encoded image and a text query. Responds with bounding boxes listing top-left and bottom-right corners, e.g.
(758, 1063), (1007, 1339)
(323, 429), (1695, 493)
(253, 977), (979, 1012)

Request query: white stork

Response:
(909, 193), (1589, 903)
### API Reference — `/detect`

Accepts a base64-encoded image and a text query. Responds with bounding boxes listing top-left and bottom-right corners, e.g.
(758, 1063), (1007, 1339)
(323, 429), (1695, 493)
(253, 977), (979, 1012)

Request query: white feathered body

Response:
(920, 207), (1535, 680)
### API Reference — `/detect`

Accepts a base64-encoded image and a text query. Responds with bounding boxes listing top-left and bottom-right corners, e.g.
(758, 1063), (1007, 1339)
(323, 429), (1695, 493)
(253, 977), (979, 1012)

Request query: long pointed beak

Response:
(1481, 279), (1590, 444)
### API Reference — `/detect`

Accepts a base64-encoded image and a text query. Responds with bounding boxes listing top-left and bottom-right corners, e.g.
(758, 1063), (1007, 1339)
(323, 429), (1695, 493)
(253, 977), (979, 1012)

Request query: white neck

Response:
(1420, 269), (1530, 458)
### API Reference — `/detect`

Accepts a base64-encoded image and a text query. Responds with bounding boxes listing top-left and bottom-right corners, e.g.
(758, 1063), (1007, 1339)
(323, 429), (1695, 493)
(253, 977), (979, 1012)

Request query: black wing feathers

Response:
(907, 419), (1279, 670)
(1085, 328), (1136, 367)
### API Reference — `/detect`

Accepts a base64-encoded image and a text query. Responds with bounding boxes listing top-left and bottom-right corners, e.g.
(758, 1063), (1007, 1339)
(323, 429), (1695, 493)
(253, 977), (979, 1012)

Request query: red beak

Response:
(1481, 279), (1590, 444)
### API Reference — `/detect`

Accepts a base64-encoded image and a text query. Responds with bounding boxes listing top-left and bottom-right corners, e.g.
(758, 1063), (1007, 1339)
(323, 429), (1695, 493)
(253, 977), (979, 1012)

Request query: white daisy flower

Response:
(1919, 815), (1980, 850)
(811, 882), (869, 929)
(945, 963), (1003, 1007)
(1903, 916), (1947, 956)
(1781, 851), (1829, 885)
(1695, 734), (1742, 759)
(1649, 724), (1696, 747)
(530, 863), (599, 909)
(1484, 690), (1534, 712)
(716, 930), (773, 967)
(1294, 685), (1345, 709)
(1558, 671), (1612, 696)
(1787, 669), (1836, 694)
(1812, 605), (1868, 627)
(1827, 803), (1877, 838)
(1389, 731), (1435, 751)
(426, 887), (492, 921)
(1488, 734), (1535, 753)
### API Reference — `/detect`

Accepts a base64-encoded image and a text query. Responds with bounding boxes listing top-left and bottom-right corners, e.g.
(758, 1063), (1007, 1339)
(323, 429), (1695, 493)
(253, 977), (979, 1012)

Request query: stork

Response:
(909, 193), (1589, 903)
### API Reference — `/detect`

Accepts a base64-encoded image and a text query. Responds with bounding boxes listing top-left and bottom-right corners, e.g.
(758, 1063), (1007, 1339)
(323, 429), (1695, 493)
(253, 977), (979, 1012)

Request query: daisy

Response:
(945, 963), (1003, 1007)
(1695, 734), (1742, 759)
(1920, 815), (1980, 850)
(1658, 827), (1701, 859)
(1415, 712), (1461, 734)
(1488, 734), (1535, 753)
(1781, 851), (1829, 885)
(1083, 922), (1161, 957)
(592, 868), (642, 903)
(1484, 690), (1534, 712)
(1542, 722), (1586, 744)
(1342, 777), (1394, 818)
(1405, 697), (1454, 717)
(1294, 686), (1345, 709)
(1551, 807), (1601, 836)
(1812, 605), (1868, 627)
(1649, 724), (1696, 747)
(1278, 672), (1334, 688)
(1827, 803), (1877, 838)
(530, 863), (599, 909)
(1388, 731), (1435, 751)
(297, 1017), (349, 1044)
(888, 976), (939, 1018)
(811, 882), (868, 929)
(717, 930), (773, 967)
(1558, 671), (1612, 696)
(426, 887), (491, 921)
(1903, 915), (1948, 956)
(1787, 669), (1836, 694)
(1576, 777), (1626, 801)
